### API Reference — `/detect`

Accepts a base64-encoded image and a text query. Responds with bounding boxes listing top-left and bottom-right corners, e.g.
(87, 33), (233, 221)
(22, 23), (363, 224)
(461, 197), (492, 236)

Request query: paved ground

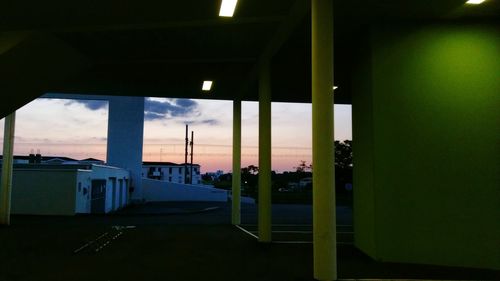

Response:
(0, 202), (498, 281)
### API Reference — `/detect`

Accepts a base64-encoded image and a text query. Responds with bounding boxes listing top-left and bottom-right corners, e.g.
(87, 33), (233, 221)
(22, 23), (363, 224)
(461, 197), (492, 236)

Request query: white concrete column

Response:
(312, 0), (337, 280)
(0, 112), (16, 225)
(232, 99), (242, 225)
(107, 97), (145, 202)
(258, 61), (272, 242)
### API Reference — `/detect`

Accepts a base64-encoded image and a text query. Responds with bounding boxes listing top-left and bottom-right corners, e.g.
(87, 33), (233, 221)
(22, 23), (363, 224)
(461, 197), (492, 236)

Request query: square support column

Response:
(107, 97), (145, 202)
(0, 112), (16, 225)
(258, 61), (272, 242)
(232, 99), (242, 225)
(312, 0), (337, 280)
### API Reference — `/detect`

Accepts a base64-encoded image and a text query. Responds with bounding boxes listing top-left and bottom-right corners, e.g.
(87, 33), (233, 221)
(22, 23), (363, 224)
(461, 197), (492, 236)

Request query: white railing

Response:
(142, 178), (228, 202)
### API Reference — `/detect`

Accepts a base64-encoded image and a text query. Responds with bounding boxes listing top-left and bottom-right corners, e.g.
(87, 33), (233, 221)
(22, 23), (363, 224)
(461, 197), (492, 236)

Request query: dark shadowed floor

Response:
(0, 202), (498, 281)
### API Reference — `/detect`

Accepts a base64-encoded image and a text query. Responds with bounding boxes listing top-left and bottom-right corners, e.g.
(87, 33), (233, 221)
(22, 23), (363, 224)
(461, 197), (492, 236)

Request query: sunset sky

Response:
(0, 97), (351, 173)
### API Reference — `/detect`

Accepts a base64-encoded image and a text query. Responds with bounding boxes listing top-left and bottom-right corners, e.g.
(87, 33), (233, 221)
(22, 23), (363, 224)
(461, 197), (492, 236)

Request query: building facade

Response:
(142, 162), (202, 185)
(0, 163), (130, 215)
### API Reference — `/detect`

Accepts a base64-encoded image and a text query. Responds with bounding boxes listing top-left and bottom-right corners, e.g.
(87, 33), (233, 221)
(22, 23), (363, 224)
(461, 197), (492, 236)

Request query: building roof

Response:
(6, 163), (94, 171)
(80, 158), (105, 162)
(0, 155), (78, 162)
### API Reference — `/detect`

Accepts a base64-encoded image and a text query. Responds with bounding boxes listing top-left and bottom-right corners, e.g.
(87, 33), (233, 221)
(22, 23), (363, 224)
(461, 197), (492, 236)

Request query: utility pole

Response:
(184, 124), (188, 184)
(190, 131), (194, 184)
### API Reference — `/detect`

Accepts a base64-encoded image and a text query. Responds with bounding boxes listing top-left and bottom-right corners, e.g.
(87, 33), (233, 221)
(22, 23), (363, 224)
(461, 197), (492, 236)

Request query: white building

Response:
(142, 162), (202, 185)
(0, 163), (130, 216)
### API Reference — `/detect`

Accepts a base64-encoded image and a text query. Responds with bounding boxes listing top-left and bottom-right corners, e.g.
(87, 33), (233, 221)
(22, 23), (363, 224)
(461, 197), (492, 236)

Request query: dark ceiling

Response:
(1, 0), (498, 104)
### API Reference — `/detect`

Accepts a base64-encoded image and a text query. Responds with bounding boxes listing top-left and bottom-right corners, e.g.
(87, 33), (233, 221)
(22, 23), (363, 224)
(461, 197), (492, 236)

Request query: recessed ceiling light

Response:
(466, 0), (485, 4)
(219, 0), (238, 17)
(202, 81), (213, 91)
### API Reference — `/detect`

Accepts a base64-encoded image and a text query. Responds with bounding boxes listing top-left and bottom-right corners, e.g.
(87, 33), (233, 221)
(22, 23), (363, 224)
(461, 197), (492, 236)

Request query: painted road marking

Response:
(74, 225), (135, 254)
(235, 225), (259, 240)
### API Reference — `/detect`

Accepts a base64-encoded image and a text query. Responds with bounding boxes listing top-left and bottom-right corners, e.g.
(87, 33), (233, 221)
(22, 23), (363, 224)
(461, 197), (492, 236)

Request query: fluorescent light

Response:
(466, 0), (485, 4)
(219, 0), (238, 17)
(202, 81), (213, 91)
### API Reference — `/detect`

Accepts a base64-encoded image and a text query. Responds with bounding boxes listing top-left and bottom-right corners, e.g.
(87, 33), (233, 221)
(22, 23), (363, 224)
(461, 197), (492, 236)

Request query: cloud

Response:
(200, 119), (220, 126)
(62, 97), (219, 125)
(65, 100), (107, 111)
(144, 112), (165, 121)
(92, 137), (108, 142)
(144, 98), (199, 121)
(180, 119), (220, 126)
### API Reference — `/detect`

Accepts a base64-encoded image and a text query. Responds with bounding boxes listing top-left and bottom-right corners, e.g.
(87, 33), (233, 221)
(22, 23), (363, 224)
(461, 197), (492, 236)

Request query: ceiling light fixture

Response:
(219, 0), (238, 17)
(202, 81), (213, 91)
(333, 86), (339, 90)
(466, 0), (485, 4)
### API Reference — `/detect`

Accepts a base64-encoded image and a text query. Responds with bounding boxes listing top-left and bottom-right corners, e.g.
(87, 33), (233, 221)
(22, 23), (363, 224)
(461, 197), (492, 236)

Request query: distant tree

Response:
(241, 167), (249, 175)
(290, 141), (351, 177)
(247, 165), (259, 175)
(334, 140), (353, 193)
(335, 140), (353, 169)
(218, 173), (232, 182)
(213, 173), (233, 190)
(241, 165), (259, 197)
(201, 174), (213, 182)
(241, 165), (259, 177)
(294, 160), (312, 173)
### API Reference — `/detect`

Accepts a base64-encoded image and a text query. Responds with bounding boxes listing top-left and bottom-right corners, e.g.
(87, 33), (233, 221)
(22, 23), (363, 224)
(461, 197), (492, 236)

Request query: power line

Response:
(11, 142), (313, 150)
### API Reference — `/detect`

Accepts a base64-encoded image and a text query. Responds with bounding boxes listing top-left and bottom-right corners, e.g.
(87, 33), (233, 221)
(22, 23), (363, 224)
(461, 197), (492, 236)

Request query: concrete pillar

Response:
(232, 100), (242, 225)
(258, 61), (272, 242)
(312, 0), (337, 280)
(107, 97), (145, 202)
(0, 112), (16, 225)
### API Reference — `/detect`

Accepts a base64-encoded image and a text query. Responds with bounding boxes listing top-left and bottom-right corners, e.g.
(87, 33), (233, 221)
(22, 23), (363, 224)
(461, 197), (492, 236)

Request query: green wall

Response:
(353, 23), (500, 270)
(352, 31), (377, 257)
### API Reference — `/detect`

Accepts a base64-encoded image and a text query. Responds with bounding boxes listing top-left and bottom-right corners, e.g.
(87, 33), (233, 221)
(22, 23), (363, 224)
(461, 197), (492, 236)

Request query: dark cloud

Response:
(144, 98), (199, 121)
(64, 98), (206, 123)
(200, 119), (220, 126)
(66, 100), (107, 111)
(175, 99), (197, 108)
(179, 119), (220, 126)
